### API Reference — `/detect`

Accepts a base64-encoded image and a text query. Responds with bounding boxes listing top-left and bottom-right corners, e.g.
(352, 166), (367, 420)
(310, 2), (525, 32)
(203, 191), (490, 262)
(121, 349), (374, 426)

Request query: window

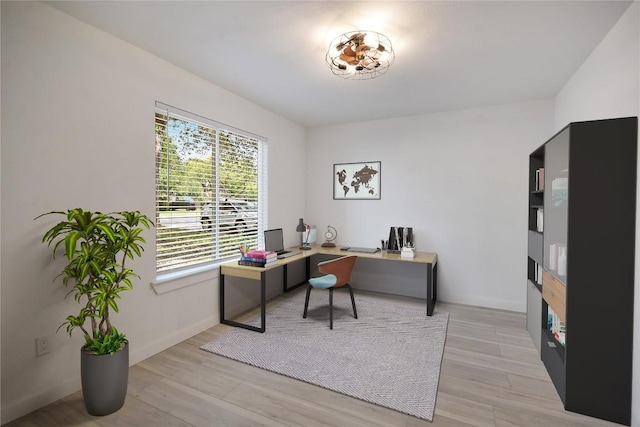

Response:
(155, 102), (267, 274)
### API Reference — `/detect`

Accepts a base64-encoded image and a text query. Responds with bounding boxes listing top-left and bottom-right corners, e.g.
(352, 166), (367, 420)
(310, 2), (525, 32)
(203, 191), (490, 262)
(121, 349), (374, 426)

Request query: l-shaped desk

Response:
(219, 245), (438, 333)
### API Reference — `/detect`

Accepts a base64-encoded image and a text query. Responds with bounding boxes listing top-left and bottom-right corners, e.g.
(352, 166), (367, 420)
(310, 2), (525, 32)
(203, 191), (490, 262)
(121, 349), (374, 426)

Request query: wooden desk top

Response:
(220, 245), (437, 280)
(316, 246), (437, 264)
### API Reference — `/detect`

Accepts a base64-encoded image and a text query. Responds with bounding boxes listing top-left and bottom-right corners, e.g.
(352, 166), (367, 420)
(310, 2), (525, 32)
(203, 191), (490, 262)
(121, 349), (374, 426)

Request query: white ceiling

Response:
(47, 1), (633, 128)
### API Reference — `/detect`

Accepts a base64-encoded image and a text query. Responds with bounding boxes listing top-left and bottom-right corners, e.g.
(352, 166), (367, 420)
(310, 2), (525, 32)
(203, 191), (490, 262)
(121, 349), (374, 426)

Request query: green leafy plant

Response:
(83, 326), (127, 356)
(38, 209), (153, 355)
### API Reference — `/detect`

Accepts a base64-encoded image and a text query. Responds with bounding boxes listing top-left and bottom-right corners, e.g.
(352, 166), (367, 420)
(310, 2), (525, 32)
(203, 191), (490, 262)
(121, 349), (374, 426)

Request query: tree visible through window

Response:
(155, 103), (266, 273)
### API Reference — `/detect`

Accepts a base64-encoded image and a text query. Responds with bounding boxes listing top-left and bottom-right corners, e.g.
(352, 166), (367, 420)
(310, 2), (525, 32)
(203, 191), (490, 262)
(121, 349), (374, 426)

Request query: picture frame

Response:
(333, 161), (381, 200)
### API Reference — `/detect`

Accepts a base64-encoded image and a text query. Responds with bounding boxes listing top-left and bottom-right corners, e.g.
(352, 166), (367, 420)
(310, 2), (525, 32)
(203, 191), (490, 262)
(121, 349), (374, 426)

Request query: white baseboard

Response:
(1, 378), (80, 425)
(441, 295), (526, 313)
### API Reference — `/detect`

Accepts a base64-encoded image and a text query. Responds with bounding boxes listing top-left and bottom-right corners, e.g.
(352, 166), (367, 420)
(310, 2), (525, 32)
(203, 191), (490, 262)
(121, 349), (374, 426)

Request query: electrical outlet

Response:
(36, 336), (51, 356)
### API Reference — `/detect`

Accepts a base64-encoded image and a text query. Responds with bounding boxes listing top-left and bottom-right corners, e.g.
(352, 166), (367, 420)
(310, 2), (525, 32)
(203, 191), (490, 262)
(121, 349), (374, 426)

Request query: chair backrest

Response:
(317, 255), (358, 288)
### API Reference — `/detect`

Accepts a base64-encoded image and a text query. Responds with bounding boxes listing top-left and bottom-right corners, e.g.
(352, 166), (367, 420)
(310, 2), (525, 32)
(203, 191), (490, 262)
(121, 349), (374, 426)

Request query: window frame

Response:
(154, 102), (268, 278)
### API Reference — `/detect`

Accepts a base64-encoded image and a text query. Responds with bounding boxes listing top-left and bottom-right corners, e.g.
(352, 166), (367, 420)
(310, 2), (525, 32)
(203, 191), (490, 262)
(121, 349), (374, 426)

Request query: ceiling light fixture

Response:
(326, 30), (395, 80)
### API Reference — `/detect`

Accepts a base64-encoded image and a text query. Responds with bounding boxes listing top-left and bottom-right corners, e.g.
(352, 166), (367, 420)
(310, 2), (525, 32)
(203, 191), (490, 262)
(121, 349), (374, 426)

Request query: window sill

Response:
(150, 263), (223, 295)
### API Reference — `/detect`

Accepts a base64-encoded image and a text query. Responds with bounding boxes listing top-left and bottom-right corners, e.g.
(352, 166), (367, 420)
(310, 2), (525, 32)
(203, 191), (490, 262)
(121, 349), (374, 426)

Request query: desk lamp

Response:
(296, 218), (312, 250)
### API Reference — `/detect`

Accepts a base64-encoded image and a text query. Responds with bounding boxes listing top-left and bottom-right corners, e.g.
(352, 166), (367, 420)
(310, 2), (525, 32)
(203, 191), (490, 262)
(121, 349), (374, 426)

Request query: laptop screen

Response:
(264, 228), (285, 252)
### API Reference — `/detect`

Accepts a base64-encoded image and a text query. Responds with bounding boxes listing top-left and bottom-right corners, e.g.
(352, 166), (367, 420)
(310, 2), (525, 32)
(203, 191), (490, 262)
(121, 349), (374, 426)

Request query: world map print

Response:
(334, 162), (381, 199)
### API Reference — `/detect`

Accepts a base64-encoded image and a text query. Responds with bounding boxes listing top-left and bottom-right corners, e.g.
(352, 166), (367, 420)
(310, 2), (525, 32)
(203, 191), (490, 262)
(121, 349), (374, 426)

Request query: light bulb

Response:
(363, 32), (379, 49)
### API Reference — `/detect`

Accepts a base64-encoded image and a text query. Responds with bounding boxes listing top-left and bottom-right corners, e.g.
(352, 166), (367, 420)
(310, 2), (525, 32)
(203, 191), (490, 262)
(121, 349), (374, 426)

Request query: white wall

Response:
(306, 99), (554, 312)
(555, 3), (639, 128)
(553, 3), (640, 425)
(0, 2), (305, 423)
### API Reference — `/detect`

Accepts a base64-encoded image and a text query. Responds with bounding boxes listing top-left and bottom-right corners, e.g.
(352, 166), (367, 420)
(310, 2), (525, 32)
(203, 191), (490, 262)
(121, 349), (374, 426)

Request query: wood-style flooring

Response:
(5, 293), (622, 427)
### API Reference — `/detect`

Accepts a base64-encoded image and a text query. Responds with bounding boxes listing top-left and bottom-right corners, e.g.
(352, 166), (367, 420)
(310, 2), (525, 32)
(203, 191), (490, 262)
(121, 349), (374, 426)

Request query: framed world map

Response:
(333, 161), (381, 200)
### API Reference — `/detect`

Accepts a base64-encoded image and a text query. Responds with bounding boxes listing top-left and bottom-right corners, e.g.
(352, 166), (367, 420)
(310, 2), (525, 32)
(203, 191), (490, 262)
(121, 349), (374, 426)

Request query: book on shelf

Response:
(533, 262), (543, 285)
(547, 306), (566, 347)
(534, 168), (545, 191)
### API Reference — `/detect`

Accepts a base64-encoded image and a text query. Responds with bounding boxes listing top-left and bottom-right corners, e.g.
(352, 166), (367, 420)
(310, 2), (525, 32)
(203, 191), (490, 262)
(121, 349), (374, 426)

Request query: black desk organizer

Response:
(387, 227), (413, 254)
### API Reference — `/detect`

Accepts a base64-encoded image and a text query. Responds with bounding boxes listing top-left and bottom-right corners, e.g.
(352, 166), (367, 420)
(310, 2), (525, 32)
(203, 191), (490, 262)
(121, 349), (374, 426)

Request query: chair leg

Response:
(329, 288), (334, 330)
(303, 285), (313, 318)
(346, 284), (358, 319)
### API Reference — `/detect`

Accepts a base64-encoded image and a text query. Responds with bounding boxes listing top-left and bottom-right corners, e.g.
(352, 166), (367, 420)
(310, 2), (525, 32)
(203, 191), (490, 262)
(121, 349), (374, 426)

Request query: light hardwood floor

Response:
(5, 293), (623, 427)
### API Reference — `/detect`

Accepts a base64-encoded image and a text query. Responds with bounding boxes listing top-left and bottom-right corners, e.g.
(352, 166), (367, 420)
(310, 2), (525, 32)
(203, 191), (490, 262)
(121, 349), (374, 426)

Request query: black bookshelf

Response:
(530, 117), (637, 426)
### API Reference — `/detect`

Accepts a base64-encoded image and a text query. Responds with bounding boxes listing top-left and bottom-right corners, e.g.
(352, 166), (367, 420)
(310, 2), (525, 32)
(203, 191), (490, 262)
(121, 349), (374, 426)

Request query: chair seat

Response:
(308, 274), (337, 289)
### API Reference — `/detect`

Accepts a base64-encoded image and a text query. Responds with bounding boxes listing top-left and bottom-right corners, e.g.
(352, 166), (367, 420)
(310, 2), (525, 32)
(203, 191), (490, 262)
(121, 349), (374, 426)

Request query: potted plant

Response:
(37, 208), (153, 416)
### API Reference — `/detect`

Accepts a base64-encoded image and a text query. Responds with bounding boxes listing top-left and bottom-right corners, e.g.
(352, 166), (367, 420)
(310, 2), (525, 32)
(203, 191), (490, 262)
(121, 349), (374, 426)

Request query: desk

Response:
(219, 245), (438, 333)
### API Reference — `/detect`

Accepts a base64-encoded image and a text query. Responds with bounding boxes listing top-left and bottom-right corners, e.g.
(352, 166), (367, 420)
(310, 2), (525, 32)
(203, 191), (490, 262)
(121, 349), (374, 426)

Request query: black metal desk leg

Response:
(283, 264), (289, 292)
(219, 271), (266, 333)
(220, 272), (226, 322)
(426, 263), (435, 316)
(432, 263), (438, 304)
(260, 272), (266, 332)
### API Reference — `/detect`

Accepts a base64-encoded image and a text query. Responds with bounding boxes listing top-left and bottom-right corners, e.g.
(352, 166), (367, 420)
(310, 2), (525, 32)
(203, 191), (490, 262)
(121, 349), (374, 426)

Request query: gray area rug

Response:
(201, 288), (449, 421)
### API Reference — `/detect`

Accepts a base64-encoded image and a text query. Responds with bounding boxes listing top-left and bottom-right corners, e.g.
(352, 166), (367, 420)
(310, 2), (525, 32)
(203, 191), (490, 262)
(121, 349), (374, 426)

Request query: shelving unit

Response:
(527, 117), (637, 426)
(526, 146), (544, 354)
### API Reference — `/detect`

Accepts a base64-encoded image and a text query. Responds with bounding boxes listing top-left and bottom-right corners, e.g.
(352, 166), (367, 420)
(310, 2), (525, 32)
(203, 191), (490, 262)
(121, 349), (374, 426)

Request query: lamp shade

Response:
(296, 218), (306, 232)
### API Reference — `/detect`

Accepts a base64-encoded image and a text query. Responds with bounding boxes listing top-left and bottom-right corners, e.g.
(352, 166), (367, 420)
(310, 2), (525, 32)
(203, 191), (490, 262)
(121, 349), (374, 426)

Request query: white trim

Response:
(155, 101), (267, 142)
(151, 263), (221, 295)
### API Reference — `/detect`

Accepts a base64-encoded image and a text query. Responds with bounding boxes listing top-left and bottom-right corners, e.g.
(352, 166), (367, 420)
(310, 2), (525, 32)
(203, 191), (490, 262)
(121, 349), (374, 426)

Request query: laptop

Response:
(264, 228), (301, 259)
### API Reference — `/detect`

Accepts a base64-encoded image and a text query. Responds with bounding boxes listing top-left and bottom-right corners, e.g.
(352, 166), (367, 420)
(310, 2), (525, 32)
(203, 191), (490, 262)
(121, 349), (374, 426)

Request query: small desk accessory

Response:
(401, 246), (416, 259)
(321, 225), (337, 247)
(387, 226), (414, 254)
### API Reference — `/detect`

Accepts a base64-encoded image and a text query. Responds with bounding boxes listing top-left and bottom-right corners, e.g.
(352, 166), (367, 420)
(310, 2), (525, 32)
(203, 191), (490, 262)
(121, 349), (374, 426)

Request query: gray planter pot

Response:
(80, 343), (129, 416)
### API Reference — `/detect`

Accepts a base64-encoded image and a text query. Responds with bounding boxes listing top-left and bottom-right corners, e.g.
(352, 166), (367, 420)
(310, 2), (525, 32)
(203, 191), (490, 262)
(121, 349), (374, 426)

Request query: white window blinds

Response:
(155, 102), (268, 273)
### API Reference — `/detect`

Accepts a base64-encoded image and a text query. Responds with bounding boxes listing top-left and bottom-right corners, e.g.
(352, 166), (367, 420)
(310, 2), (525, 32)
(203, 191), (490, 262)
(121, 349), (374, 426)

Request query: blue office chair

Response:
(303, 255), (358, 329)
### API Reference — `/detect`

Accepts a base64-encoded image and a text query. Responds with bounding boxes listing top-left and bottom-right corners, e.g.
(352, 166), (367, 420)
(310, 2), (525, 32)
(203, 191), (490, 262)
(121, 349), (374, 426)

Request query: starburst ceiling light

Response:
(326, 31), (395, 80)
